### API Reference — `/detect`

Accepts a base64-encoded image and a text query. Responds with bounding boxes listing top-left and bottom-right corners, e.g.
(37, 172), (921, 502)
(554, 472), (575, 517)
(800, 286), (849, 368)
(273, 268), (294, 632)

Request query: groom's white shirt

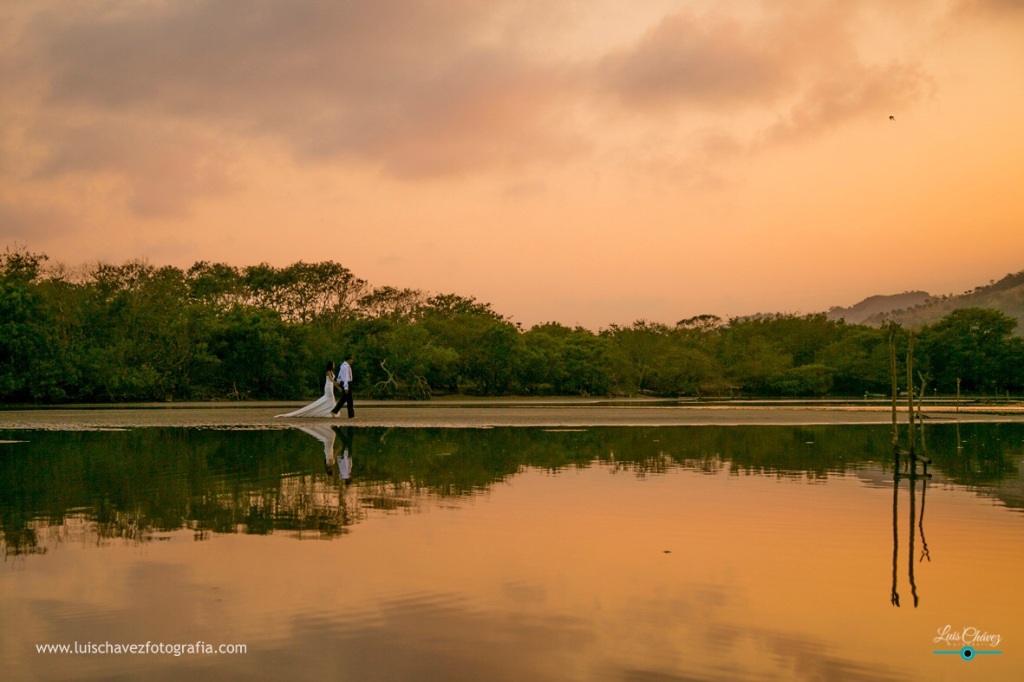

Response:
(338, 361), (353, 390)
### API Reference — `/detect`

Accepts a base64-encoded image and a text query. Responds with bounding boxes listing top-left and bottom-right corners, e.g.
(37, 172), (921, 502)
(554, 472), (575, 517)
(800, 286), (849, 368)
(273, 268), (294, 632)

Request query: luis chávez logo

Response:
(933, 625), (1003, 661)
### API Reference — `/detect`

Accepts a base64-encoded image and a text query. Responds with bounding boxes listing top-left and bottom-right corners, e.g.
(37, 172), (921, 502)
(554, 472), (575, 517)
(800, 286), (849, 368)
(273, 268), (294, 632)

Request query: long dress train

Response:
(276, 372), (337, 418)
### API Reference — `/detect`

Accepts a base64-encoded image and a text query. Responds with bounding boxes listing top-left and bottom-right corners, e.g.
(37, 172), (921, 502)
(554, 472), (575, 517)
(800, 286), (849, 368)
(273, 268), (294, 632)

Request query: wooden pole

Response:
(889, 326), (899, 457)
(917, 371), (927, 452)
(906, 333), (915, 458)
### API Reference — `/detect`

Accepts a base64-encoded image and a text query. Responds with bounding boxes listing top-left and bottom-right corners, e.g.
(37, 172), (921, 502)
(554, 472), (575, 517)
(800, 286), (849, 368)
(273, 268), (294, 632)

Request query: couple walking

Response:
(276, 355), (355, 419)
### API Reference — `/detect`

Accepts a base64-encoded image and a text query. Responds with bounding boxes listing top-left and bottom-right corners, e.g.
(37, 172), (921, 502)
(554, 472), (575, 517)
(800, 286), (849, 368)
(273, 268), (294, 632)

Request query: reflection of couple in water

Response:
(298, 425), (353, 481)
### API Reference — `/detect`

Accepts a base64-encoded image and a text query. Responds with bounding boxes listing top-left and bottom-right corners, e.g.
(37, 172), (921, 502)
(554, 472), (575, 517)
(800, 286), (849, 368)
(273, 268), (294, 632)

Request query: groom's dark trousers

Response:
(332, 387), (354, 418)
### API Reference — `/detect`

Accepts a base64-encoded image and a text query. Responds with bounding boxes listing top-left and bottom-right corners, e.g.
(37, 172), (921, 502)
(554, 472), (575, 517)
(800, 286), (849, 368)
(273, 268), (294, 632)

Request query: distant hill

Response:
(831, 270), (1024, 333)
(826, 291), (933, 324)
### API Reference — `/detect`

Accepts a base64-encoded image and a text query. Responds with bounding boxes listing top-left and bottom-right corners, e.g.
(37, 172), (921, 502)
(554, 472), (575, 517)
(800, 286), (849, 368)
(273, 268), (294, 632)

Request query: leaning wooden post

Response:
(906, 333), (916, 458)
(956, 378), (961, 414)
(889, 325), (900, 461)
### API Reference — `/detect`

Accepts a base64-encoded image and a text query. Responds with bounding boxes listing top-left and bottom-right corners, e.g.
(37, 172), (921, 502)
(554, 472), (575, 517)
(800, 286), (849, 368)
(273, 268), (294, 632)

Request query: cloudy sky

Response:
(2, 0), (1022, 329)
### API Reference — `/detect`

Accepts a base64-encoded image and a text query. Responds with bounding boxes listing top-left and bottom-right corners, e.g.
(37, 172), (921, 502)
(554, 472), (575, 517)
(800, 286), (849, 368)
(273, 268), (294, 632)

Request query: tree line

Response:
(2, 247), (1022, 403)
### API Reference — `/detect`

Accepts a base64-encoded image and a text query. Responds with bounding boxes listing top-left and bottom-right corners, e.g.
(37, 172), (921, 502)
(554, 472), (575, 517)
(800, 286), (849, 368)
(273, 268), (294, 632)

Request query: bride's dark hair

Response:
(326, 360), (335, 372)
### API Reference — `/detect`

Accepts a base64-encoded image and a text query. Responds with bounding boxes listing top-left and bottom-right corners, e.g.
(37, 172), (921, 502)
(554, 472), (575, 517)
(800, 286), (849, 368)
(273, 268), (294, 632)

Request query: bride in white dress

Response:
(276, 361), (339, 418)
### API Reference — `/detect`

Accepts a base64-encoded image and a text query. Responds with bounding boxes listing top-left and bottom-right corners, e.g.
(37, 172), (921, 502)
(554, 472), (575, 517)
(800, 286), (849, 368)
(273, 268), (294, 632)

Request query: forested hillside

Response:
(3, 247), (1023, 403)
(826, 291), (932, 324)
(860, 271), (1024, 331)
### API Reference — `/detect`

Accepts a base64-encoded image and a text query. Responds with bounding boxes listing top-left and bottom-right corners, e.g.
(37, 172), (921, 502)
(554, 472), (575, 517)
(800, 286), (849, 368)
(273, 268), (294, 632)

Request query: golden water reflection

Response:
(1, 424), (1022, 680)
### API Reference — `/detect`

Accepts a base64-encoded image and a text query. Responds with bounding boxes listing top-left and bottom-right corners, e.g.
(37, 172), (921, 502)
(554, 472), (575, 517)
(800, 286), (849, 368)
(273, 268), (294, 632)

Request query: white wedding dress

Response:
(296, 424), (337, 465)
(276, 372), (337, 418)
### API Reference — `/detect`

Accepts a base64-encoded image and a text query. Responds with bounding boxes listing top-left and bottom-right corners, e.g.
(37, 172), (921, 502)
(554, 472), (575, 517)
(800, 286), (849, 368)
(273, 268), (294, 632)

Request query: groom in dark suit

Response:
(331, 354), (355, 418)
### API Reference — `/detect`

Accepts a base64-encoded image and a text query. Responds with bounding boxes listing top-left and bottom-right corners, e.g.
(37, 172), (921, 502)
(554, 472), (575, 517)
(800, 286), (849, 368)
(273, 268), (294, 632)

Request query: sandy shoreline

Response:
(2, 398), (1023, 430)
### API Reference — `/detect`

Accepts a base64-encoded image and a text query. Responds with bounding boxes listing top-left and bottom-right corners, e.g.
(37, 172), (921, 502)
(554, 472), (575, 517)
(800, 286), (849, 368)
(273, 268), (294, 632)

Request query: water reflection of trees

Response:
(1, 424), (1021, 557)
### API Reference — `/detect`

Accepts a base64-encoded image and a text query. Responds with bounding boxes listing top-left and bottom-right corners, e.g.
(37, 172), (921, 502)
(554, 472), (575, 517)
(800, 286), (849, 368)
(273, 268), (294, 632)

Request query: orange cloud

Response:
(2, 1), (1022, 328)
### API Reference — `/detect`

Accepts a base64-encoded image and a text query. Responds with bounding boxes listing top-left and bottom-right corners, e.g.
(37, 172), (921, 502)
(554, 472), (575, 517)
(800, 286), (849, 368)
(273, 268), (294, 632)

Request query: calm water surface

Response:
(1, 424), (1022, 681)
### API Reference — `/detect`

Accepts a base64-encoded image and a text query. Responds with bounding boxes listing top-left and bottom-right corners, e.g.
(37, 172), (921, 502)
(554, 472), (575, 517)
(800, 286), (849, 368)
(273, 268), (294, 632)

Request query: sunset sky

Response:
(2, 0), (1022, 329)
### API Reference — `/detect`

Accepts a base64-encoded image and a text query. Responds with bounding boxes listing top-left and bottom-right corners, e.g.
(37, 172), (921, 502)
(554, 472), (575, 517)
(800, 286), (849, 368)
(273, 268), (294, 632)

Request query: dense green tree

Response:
(521, 325), (568, 394)
(366, 322), (435, 398)
(240, 261), (366, 322)
(602, 321), (723, 396)
(72, 262), (207, 401)
(186, 261), (243, 309)
(419, 294), (512, 394)
(355, 286), (424, 321)
(423, 293), (503, 320)
(603, 320), (671, 393)
(719, 315), (868, 396)
(647, 345), (723, 396)
(1005, 337), (1024, 391)
(919, 308), (1019, 392)
(460, 318), (522, 394)
(776, 363), (834, 396)
(559, 332), (613, 395)
(208, 306), (304, 399)
(0, 248), (65, 400)
(816, 327), (891, 395)
(523, 324), (613, 395)
(719, 323), (792, 394)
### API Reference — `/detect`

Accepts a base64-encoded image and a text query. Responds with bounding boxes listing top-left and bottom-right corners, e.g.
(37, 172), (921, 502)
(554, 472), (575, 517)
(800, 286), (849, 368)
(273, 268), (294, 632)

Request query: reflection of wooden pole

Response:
(908, 474), (919, 608)
(906, 334), (916, 457)
(919, 478), (930, 563)
(891, 471), (901, 608)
